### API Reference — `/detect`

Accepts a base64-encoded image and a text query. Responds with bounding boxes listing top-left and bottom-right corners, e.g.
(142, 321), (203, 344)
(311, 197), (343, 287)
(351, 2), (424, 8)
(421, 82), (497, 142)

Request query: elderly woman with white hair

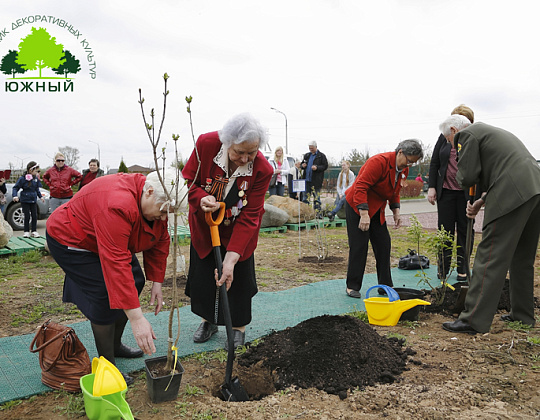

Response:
(182, 113), (273, 350)
(46, 169), (183, 384)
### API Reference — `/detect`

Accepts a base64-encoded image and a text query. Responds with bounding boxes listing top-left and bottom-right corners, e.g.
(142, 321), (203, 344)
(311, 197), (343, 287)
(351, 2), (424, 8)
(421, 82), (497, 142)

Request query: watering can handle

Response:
(205, 202), (226, 247)
(366, 285), (400, 302)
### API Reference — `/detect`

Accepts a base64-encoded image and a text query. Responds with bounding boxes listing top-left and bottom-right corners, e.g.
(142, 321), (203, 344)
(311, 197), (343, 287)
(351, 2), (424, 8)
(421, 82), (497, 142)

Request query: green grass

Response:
(52, 391), (85, 417)
(526, 336), (540, 345)
(506, 320), (533, 332)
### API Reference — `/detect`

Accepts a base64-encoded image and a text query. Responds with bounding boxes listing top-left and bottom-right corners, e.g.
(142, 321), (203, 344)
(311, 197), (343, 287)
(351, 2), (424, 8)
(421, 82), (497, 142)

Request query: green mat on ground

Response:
(0, 266), (457, 403)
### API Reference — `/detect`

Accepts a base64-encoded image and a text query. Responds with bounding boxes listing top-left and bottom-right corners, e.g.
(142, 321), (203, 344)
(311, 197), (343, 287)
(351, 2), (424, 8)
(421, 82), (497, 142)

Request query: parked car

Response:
(1, 183), (51, 231)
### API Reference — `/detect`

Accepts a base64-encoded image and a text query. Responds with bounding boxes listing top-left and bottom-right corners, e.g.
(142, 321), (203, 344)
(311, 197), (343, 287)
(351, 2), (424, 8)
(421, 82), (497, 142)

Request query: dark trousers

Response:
(303, 181), (321, 211)
(436, 188), (471, 277)
(460, 194), (540, 332)
(345, 203), (392, 291)
(21, 202), (38, 232)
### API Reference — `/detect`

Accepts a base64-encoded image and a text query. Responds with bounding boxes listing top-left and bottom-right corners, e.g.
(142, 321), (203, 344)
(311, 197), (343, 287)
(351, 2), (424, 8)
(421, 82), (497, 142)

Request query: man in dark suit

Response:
(441, 115), (540, 334)
(301, 141), (328, 215)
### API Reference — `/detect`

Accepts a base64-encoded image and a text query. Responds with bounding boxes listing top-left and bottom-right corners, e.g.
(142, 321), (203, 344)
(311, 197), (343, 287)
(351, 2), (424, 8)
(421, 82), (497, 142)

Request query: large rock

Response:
(0, 212), (13, 248)
(265, 195), (315, 223)
(261, 204), (290, 227)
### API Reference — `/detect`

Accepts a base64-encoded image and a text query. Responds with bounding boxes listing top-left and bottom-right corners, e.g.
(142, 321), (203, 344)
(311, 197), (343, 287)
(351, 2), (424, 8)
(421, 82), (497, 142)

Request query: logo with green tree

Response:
(0, 26), (81, 79)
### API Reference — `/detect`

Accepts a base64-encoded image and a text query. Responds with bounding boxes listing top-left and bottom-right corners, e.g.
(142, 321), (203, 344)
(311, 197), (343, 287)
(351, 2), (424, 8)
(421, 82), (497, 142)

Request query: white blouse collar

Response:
(213, 144), (254, 178)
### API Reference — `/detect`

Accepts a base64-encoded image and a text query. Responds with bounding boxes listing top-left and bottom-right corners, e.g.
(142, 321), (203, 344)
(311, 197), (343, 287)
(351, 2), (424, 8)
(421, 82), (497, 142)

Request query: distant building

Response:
(107, 165), (155, 175)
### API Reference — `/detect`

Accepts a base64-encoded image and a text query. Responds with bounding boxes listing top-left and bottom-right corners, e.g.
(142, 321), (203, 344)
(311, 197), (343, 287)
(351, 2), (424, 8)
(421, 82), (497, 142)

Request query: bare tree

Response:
(58, 146), (80, 169)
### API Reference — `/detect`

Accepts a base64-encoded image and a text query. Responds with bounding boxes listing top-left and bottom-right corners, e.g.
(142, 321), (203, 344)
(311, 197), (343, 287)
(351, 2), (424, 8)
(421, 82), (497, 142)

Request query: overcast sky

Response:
(2, 0), (540, 172)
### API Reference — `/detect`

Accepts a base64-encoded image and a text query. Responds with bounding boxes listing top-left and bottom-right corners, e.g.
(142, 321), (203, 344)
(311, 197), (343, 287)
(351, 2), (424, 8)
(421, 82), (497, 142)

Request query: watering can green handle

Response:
(366, 285), (400, 301)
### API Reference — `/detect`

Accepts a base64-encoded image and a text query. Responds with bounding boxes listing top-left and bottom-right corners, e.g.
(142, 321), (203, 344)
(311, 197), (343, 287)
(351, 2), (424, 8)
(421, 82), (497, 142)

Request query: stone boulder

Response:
(261, 204), (290, 228)
(265, 195), (315, 223)
(0, 212), (13, 248)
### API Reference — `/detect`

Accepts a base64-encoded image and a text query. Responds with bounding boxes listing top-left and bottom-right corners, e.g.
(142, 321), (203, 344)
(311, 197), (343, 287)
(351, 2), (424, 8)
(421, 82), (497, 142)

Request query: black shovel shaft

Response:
(213, 247), (236, 384)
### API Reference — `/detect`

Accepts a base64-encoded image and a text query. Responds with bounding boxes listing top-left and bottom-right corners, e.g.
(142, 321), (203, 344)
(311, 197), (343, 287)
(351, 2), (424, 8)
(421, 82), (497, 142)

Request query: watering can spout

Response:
(395, 299), (431, 316)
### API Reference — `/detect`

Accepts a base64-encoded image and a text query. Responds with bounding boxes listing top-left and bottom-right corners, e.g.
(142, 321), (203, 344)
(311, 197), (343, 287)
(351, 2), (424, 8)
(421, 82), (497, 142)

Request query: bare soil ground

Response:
(1, 225), (540, 419)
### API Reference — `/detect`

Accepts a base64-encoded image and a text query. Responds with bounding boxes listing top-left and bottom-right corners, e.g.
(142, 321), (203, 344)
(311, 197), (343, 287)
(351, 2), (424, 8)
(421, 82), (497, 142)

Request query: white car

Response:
(1, 183), (51, 230)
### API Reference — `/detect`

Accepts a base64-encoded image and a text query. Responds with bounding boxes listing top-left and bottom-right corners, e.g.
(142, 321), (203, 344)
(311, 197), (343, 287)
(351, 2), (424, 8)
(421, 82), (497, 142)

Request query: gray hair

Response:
(219, 113), (269, 149)
(144, 168), (187, 211)
(395, 139), (424, 160)
(439, 114), (471, 137)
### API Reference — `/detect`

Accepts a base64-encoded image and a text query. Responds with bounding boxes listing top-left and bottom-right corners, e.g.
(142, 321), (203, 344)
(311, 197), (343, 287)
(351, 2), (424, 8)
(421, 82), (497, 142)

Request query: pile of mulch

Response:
(238, 315), (413, 397)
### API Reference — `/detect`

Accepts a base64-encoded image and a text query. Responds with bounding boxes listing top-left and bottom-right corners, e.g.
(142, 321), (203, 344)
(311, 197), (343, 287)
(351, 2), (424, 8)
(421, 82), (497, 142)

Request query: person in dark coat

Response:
(78, 158), (105, 190)
(441, 115), (540, 334)
(427, 105), (476, 281)
(12, 161), (44, 237)
(301, 141), (328, 215)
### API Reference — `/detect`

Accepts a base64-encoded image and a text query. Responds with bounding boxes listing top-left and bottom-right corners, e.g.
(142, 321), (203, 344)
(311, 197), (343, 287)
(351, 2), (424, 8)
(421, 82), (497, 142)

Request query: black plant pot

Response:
(145, 355), (184, 403)
(394, 288), (426, 321)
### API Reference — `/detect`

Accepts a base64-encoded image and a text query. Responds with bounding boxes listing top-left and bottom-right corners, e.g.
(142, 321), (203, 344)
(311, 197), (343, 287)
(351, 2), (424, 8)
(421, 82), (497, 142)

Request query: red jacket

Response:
(43, 165), (82, 198)
(345, 151), (409, 225)
(46, 173), (170, 309)
(182, 131), (273, 261)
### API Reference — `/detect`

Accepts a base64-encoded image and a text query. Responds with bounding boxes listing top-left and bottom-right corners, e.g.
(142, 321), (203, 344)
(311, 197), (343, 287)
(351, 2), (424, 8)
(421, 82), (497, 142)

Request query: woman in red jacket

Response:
(42, 152), (82, 211)
(182, 113), (273, 350)
(46, 169), (180, 384)
(344, 139), (424, 298)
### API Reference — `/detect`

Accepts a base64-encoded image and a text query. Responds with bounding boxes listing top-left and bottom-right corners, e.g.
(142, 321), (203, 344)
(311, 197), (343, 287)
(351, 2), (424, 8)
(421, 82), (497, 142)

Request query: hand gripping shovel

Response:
(205, 202), (249, 402)
(454, 185), (476, 313)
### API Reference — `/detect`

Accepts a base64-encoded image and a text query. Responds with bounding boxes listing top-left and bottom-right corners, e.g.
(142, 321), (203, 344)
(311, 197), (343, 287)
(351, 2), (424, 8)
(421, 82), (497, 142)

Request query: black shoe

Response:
(346, 289), (361, 298)
(193, 321), (218, 343)
(442, 319), (478, 335)
(225, 329), (245, 351)
(500, 314), (514, 322)
(122, 372), (134, 386)
(378, 288), (387, 295)
(115, 343), (144, 358)
(328, 214), (335, 222)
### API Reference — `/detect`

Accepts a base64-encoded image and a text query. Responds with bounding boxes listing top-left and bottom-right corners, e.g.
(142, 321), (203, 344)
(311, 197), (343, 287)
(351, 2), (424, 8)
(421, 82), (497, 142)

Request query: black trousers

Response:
(21, 202), (38, 232)
(345, 203), (392, 291)
(436, 188), (472, 278)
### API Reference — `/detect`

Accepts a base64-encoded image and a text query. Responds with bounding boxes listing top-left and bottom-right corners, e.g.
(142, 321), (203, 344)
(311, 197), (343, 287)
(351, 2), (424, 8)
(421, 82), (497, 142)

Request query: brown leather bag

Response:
(29, 319), (91, 392)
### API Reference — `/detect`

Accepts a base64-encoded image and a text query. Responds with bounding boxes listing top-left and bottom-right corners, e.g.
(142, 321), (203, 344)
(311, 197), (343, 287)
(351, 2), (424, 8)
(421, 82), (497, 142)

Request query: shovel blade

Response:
(453, 285), (469, 314)
(220, 377), (249, 402)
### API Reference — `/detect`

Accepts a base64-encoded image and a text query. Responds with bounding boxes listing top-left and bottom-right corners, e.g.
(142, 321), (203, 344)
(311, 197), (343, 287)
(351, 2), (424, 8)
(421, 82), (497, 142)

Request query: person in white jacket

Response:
(268, 146), (290, 196)
(328, 160), (355, 221)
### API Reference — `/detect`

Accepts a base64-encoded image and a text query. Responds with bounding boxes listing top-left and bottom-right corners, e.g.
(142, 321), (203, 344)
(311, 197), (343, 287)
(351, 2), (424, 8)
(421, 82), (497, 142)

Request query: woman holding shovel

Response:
(182, 113), (273, 350)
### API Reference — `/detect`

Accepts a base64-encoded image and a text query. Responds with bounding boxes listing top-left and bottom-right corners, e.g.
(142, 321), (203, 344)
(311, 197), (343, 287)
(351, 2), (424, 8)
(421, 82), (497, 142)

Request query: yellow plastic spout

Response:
(394, 299), (431, 316)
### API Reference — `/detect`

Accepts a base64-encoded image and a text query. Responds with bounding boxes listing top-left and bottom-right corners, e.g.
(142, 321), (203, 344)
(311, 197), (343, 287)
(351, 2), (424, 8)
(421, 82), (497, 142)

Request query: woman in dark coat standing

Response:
(427, 105), (474, 281)
(182, 113), (273, 350)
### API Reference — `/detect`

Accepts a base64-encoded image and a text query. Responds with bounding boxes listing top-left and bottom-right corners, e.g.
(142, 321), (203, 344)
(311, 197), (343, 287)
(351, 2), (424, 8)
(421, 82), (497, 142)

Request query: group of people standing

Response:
(9, 107), (535, 385)
(7, 154), (104, 238)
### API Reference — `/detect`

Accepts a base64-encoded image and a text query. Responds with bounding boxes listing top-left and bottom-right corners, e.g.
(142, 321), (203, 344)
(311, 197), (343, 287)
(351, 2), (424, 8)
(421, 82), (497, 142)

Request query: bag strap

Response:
(30, 325), (71, 353)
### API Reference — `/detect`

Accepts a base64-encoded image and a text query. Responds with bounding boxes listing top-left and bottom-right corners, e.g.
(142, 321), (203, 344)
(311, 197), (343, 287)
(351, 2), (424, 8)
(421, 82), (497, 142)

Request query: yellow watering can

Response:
(79, 357), (134, 420)
(363, 285), (431, 326)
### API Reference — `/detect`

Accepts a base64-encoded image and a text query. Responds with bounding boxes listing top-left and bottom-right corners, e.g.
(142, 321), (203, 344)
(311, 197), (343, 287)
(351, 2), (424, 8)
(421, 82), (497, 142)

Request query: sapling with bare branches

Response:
(138, 73), (199, 372)
(407, 214), (456, 305)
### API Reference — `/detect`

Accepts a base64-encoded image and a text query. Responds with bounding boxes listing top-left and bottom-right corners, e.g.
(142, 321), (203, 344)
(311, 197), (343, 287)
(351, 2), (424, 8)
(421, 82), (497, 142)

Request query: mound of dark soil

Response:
(238, 315), (413, 396)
